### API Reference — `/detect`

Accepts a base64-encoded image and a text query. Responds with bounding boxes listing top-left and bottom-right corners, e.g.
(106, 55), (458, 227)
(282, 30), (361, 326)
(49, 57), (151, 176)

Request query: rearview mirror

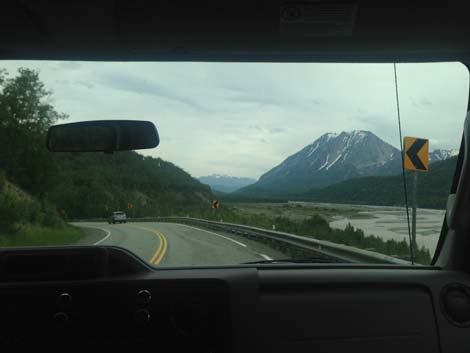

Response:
(46, 120), (159, 152)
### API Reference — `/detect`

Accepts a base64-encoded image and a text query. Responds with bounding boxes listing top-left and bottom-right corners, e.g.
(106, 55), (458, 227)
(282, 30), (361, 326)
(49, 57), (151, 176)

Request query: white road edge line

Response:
(92, 227), (112, 245)
(260, 254), (273, 261)
(175, 223), (247, 247)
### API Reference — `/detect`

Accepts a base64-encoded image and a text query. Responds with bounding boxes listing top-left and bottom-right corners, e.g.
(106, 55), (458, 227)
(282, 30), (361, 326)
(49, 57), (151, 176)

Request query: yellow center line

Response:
(124, 224), (168, 265)
(153, 230), (167, 265)
(150, 231), (163, 263)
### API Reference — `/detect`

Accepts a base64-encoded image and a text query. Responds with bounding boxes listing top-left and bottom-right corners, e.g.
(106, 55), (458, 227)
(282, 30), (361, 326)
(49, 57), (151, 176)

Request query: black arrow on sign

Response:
(406, 138), (427, 170)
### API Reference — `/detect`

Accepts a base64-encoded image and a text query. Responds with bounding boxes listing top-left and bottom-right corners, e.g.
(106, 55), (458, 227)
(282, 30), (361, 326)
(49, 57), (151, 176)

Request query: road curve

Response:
(75, 221), (283, 266)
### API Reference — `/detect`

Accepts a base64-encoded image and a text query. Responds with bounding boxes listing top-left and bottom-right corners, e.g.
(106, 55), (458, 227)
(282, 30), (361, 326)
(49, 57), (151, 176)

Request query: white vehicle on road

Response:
(108, 211), (127, 224)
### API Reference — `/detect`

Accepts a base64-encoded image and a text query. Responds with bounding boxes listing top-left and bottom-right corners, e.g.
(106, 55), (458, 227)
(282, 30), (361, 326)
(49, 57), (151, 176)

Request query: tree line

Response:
(228, 157), (457, 210)
(203, 209), (431, 264)
(0, 68), (213, 232)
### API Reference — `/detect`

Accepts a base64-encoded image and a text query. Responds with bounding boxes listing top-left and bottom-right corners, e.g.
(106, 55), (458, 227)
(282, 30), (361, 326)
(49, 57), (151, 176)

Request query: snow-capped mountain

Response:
(239, 130), (402, 192)
(429, 149), (459, 163)
(198, 174), (256, 193)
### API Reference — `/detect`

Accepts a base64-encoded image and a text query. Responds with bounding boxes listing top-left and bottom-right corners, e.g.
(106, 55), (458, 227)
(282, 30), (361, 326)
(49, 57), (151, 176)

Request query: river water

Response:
(290, 201), (445, 254)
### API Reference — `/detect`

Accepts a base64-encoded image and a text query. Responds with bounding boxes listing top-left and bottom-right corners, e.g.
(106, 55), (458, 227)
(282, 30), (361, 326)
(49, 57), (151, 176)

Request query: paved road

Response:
(75, 222), (284, 266)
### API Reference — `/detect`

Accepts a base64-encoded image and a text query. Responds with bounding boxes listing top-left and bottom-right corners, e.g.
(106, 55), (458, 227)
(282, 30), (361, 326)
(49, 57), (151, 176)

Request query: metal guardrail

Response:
(72, 216), (410, 264)
(128, 217), (410, 265)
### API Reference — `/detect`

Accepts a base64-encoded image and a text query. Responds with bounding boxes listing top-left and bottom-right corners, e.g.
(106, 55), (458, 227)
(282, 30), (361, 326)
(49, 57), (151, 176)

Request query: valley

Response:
(228, 201), (443, 254)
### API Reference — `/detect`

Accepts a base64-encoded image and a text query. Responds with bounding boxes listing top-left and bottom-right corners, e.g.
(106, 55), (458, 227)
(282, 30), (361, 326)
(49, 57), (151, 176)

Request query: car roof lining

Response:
(2, 1), (470, 63)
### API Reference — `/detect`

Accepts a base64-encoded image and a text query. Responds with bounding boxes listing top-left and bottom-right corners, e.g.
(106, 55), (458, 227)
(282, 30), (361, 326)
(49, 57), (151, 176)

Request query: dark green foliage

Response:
(231, 157), (457, 210)
(0, 225), (84, 247)
(0, 67), (213, 225)
(0, 181), (64, 233)
(304, 157), (457, 209)
(49, 151), (212, 218)
(0, 68), (66, 197)
(204, 209), (431, 264)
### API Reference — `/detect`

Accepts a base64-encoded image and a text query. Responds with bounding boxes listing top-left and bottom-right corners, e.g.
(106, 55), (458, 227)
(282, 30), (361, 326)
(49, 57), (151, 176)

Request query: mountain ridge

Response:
(234, 130), (458, 199)
(429, 148), (459, 163)
(198, 174), (256, 193)
(238, 130), (402, 193)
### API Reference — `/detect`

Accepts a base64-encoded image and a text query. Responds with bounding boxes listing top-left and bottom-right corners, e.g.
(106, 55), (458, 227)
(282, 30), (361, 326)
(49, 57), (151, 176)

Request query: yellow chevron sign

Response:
(404, 137), (429, 172)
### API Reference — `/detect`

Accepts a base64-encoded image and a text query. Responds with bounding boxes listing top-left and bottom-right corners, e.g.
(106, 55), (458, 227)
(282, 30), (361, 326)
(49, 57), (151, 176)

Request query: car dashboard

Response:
(0, 246), (468, 353)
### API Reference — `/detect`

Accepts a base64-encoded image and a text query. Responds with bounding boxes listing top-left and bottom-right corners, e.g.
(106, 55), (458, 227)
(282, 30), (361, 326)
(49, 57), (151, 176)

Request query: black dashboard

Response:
(0, 247), (232, 351)
(0, 246), (469, 352)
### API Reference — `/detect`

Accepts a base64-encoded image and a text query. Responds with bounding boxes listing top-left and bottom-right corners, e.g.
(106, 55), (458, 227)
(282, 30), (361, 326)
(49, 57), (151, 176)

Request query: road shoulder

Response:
(73, 224), (110, 245)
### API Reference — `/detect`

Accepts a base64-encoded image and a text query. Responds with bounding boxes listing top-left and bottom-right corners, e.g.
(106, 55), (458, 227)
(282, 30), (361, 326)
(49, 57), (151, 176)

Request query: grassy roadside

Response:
(228, 202), (371, 222)
(0, 224), (84, 247)
(204, 203), (432, 264)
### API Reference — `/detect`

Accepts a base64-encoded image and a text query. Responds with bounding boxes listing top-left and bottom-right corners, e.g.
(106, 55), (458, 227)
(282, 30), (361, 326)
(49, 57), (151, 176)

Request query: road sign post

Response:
(411, 173), (418, 261)
(403, 136), (429, 263)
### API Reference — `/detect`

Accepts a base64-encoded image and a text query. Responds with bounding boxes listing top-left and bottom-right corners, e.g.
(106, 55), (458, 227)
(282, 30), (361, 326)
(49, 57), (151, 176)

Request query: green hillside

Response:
(228, 157), (457, 210)
(304, 157), (457, 209)
(0, 67), (214, 228)
(0, 173), (84, 245)
(50, 151), (212, 219)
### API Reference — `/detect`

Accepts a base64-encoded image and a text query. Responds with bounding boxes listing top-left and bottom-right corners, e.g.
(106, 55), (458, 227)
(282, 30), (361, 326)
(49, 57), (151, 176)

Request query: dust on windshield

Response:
(0, 62), (468, 266)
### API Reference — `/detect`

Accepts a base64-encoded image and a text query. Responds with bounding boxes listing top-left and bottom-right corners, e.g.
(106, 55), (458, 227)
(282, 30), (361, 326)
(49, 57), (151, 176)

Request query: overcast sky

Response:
(1, 61), (468, 179)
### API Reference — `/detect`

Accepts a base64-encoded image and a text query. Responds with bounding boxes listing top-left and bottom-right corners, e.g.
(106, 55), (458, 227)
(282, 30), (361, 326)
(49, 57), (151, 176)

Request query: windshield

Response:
(0, 61), (467, 266)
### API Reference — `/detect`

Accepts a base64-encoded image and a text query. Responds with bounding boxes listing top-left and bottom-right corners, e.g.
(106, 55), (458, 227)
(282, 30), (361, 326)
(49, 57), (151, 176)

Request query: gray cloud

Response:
(354, 113), (401, 148)
(248, 125), (287, 134)
(249, 124), (262, 131)
(410, 96), (433, 107)
(312, 98), (327, 105)
(226, 87), (326, 112)
(58, 62), (82, 70)
(221, 82), (289, 107)
(97, 72), (210, 112)
(76, 80), (94, 89)
(269, 127), (286, 134)
(221, 79), (326, 111)
(230, 92), (284, 106)
(56, 79), (94, 89)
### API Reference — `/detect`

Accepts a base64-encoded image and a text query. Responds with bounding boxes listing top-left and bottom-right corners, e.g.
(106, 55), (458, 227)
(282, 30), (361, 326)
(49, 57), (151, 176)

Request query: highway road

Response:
(75, 222), (284, 266)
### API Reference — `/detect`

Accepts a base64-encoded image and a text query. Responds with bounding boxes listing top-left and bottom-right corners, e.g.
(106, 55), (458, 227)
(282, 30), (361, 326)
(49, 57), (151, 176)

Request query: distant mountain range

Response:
(198, 174), (256, 193)
(429, 148), (459, 163)
(233, 130), (458, 201)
